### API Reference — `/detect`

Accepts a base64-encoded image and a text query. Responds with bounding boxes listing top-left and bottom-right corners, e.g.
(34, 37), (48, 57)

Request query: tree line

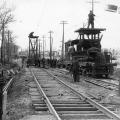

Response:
(0, 2), (19, 65)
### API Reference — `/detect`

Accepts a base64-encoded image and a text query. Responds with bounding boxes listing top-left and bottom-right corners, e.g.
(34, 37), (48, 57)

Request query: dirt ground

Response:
(6, 67), (120, 120)
(6, 69), (34, 120)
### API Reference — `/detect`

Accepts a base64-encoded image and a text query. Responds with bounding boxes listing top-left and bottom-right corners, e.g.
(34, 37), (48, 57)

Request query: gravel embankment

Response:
(6, 69), (34, 120)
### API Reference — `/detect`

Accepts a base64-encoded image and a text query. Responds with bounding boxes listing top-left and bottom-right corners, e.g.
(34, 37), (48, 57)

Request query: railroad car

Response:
(64, 28), (117, 78)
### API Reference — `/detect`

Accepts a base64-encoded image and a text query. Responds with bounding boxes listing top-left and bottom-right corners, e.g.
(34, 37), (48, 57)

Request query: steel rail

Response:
(55, 68), (118, 88)
(85, 78), (118, 90)
(30, 70), (62, 120)
(44, 69), (120, 120)
(54, 68), (118, 88)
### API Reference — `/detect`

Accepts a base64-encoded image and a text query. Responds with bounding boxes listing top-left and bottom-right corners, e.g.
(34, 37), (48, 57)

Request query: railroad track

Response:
(28, 67), (120, 120)
(51, 68), (119, 91)
(84, 78), (118, 90)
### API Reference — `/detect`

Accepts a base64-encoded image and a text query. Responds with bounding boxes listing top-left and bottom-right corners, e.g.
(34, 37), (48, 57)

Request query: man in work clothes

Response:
(72, 60), (80, 82)
(87, 10), (95, 28)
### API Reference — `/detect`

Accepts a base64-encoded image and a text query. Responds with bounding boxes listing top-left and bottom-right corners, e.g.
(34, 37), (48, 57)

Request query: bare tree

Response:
(0, 3), (15, 64)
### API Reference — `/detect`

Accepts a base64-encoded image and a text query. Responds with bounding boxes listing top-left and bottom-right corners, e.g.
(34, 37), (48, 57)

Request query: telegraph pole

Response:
(42, 36), (45, 59)
(48, 31), (53, 63)
(92, 0), (94, 13)
(38, 39), (41, 59)
(87, 0), (99, 13)
(60, 21), (68, 61)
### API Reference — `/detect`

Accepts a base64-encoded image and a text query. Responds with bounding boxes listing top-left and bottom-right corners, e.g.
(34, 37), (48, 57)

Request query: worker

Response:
(72, 60), (80, 82)
(87, 10), (95, 28)
(42, 58), (45, 68)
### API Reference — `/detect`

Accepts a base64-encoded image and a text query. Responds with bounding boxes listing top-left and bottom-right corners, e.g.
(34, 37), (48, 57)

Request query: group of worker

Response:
(30, 58), (58, 68)
(27, 57), (80, 82)
(41, 58), (80, 82)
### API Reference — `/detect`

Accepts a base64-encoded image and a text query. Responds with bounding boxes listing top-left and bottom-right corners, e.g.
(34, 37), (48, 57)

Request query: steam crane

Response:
(64, 0), (117, 78)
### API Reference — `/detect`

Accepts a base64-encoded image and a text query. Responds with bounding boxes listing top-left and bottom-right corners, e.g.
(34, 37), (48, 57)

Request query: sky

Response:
(2, 0), (120, 51)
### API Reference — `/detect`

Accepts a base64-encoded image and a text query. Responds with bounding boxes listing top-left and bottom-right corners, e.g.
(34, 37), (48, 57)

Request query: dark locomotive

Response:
(64, 28), (116, 78)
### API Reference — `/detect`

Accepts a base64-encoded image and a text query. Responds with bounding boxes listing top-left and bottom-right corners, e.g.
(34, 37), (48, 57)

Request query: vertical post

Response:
(40, 43), (42, 57)
(49, 31), (53, 66)
(87, 0), (99, 14)
(43, 38), (44, 59)
(42, 36), (45, 59)
(29, 37), (31, 59)
(51, 37), (53, 59)
(36, 37), (38, 60)
(39, 39), (41, 59)
(62, 22), (64, 61)
(60, 21), (68, 62)
(92, 0), (94, 13)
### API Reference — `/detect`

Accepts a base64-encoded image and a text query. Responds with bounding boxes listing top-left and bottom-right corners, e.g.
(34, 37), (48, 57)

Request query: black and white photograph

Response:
(1, 0), (120, 120)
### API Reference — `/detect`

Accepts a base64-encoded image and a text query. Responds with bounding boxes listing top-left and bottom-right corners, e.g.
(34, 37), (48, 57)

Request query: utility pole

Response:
(87, 0), (99, 13)
(60, 21), (68, 62)
(38, 39), (41, 59)
(42, 36), (45, 59)
(48, 31), (53, 63)
(92, 0), (94, 13)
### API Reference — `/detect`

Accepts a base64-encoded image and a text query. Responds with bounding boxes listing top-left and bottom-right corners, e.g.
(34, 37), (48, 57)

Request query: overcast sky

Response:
(3, 0), (120, 50)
